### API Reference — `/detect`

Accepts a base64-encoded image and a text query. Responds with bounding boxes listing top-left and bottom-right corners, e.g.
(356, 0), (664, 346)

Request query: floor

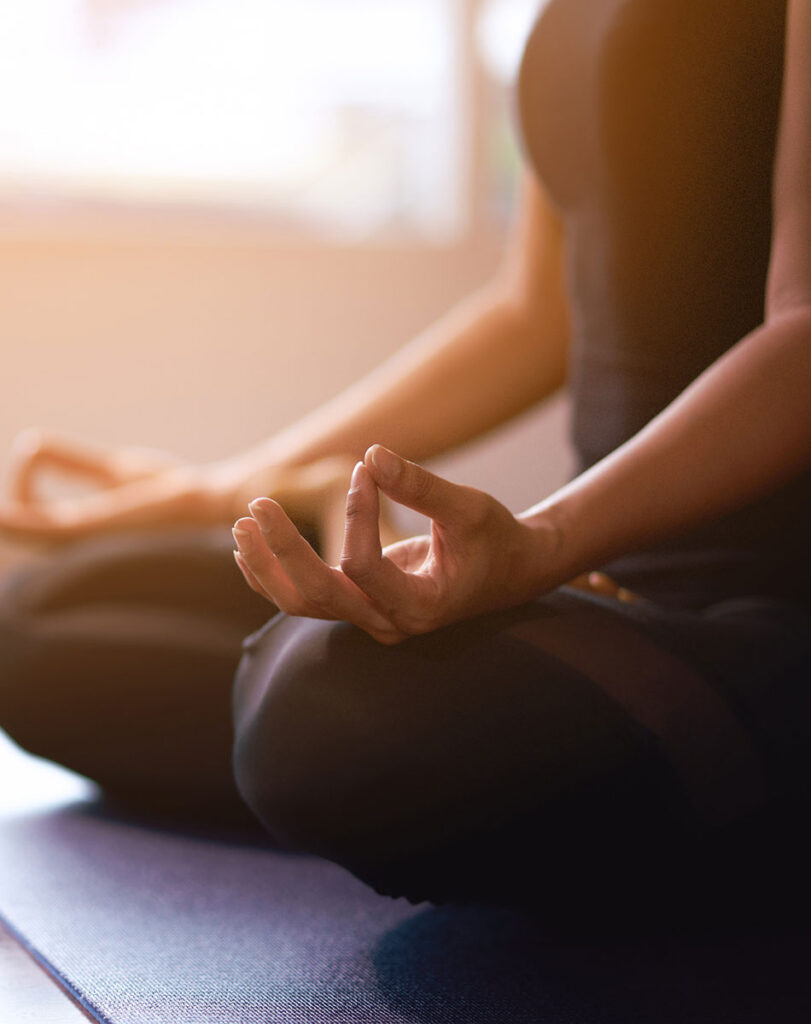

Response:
(0, 919), (91, 1023)
(0, 732), (96, 1023)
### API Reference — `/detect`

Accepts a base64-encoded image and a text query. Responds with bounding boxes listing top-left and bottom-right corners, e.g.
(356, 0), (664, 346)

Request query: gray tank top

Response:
(518, 0), (810, 608)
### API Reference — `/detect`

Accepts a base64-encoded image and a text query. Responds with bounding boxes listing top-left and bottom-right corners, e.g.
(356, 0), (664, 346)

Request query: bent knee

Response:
(0, 609), (54, 757)
(232, 617), (397, 863)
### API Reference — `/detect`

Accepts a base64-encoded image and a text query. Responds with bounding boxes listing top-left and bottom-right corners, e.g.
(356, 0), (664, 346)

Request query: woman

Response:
(2, 0), (810, 914)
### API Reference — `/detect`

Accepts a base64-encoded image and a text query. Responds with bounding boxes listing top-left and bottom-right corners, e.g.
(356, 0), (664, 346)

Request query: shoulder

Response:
(767, 0), (811, 318)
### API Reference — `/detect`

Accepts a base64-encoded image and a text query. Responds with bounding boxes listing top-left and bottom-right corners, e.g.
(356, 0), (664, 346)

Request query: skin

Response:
(3, 1), (810, 632)
(232, 0), (811, 641)
(0, 173), (570, 558)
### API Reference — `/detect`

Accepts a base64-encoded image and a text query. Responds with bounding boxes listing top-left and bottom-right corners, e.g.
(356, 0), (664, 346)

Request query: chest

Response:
(517, 0), (786, 210)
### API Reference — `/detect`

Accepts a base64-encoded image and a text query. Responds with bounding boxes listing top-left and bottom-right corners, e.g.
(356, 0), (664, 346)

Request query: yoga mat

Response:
(2, 730), (811, 1024)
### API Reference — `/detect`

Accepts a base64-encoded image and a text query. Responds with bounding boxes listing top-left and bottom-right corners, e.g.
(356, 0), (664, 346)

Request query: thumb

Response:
(363, 445), (472, 525)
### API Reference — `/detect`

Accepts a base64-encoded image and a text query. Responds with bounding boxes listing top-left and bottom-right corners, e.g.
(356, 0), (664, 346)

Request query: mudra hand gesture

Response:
(0, 428), (362, 561)
(233, 444), (563, 645)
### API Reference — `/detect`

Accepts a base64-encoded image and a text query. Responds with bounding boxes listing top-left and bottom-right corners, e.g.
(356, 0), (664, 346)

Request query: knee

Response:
(0, 607), (48, 757)
(232, 617), (390, 864)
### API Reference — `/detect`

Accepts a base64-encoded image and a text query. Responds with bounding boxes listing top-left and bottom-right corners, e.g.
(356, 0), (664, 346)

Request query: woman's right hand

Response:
(4, 428), (186, 506)
(0, 429), (221, 543)
(0, 429), (380, 558)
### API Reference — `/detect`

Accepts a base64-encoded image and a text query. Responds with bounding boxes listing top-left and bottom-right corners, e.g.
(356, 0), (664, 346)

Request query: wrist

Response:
(200, 456), (275, 521)
(516, 499), (580, 593)
(205, 453), (356, 525)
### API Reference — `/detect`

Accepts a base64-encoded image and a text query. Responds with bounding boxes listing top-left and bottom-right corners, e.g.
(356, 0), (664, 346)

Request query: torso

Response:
(518, 0), (811, 608)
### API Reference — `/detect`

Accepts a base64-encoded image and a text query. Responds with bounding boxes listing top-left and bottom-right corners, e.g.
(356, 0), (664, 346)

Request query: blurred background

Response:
(0, 0), (570, 541)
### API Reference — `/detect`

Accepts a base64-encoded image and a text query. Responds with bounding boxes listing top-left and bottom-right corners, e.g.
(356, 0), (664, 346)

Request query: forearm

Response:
(230, 281), (567, 486)
(521, 307), (811, 584)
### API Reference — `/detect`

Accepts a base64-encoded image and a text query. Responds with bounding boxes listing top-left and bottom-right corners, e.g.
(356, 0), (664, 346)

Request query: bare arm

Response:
(232, 1), (811, 642)
(1, 175), (570, 542)
(524, 0), (811, 583)
(223, 174), (569, 492)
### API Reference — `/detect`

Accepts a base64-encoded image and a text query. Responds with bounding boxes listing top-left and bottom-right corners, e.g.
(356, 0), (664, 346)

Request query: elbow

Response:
(765, 288), (811, 329)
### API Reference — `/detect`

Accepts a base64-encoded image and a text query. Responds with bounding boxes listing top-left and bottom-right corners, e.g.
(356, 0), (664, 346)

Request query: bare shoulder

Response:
(766, 0), (811, 317)
(497, 170), (569, 334)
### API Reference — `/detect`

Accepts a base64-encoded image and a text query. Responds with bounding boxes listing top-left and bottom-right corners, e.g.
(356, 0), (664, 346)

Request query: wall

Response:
(0, 216), (572, 544)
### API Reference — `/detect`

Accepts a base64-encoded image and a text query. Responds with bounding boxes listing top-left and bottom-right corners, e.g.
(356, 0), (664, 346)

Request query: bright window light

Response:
(477, 0), (539, 83)
(0, 0), (460, 238)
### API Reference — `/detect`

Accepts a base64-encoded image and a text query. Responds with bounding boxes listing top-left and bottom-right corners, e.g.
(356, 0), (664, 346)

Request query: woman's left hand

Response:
(233, 444), (559, 644)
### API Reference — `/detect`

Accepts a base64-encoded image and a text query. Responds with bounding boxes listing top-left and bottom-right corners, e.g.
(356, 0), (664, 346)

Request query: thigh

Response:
(1, 526), (271, 629)
(232, 589), (772, 907)
(1, 528), (273, 823)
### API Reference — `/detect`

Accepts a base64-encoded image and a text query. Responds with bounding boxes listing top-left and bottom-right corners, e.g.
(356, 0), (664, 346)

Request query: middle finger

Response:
(245, 500), (397, 634)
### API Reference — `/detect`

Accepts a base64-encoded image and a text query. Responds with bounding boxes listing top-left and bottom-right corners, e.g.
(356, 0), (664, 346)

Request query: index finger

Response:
(6, 431), (116, 505)
(339, 461), (432, 625)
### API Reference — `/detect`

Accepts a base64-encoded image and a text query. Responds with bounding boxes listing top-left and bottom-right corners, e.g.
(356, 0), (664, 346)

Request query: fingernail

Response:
(248, 498), (273, 530)
(369, 445), (399, 481)
(350, 461), (364, 490)
(232, 527), (251, 552)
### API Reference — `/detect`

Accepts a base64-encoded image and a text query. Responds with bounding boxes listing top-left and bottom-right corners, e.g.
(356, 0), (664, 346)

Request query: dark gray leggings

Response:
(2, 528), (809, 912)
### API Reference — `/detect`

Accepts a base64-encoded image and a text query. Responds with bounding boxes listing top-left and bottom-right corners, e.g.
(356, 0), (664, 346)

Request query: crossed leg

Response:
(0, 532), (794, 913)
(232, 590), (767, 909)
(0, 528), (270, 823)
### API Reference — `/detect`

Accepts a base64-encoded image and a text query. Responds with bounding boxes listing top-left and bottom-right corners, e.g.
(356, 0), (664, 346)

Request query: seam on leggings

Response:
(507, 606), (768, 827)
(555, 587), (810, 793)
(241, 610), (287, 651)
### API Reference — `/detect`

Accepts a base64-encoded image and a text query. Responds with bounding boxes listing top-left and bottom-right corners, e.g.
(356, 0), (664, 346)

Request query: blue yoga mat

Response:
(2, 730), (811, 1024)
